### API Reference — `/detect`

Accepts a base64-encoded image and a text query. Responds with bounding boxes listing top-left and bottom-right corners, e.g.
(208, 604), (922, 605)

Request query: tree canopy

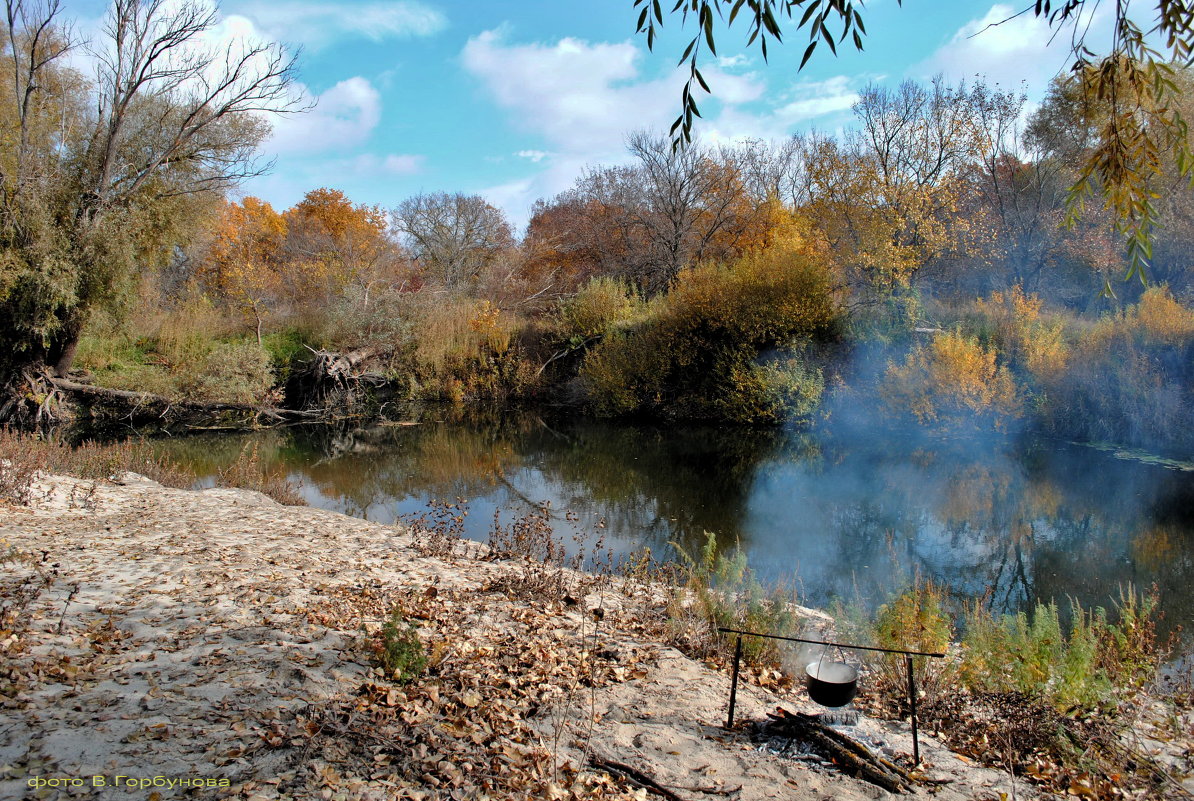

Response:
(0, 0), (300, 378)
(634, 0), (1194, 289)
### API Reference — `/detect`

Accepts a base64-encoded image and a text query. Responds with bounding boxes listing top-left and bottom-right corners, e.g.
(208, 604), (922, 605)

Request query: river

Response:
(150, 413), (1194, 638)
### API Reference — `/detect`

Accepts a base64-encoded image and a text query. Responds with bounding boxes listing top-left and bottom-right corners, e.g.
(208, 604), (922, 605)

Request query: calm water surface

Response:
(153, 415), (1194, 636)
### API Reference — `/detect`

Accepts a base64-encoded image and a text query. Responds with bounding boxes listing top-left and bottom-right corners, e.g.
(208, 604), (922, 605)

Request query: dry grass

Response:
(215, 442), (306, 505)
(0, 428), (194, 505)
(0, 428), (306, 507)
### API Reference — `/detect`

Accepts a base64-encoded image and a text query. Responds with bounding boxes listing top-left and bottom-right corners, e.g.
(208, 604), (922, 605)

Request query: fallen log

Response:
(762, 708), (915, 794)
(46, 376), (319, 430)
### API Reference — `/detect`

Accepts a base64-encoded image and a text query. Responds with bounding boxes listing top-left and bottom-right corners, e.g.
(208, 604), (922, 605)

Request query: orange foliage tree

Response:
(527, 134), (776, 296)
(283, 188), (400, 309)
(204, 198), (287, 344)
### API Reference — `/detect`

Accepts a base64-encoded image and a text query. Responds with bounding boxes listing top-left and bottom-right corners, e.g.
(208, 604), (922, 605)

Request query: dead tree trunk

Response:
(284, 347), (389, 413)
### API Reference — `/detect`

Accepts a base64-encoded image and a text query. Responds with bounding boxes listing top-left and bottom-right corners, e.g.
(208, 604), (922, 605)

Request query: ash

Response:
(751, 708), (893, 769)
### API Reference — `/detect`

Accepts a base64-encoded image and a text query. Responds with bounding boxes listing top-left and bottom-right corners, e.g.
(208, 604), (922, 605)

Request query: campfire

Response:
(752, 707), (920, 794)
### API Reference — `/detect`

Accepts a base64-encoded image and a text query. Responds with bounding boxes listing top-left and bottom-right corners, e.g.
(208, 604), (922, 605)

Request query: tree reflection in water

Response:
(154, 414), (1194, 640)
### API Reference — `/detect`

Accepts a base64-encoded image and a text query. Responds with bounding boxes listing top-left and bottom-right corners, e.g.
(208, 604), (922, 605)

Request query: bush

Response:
(881, 330), (1022, 429)
(403, 294), (538, 402)
(959, 589), (1162, 711)
(1135, 285), (1194, 342)
(872, 577), (953, 678)
(0, 428), (195, 505)
(747, 353), (825, 424)
(667, 532), (803, 665)
(261, 328), (312, 382)
(376, 607), (428, 683)
(215, 442), (304, 505)
(1038, 288), (1194, 454)
(580, 240), (838, 423)
(970, 284), (1070, 381)
(180, 341), (276, 404)
(554, 277), (641, 341)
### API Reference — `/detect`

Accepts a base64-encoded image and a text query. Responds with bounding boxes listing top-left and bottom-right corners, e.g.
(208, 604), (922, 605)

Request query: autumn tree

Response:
(391, 192), (514, 289)
(523, 196), (615, 292)
(283, 187), (401, 308)
(531, 134), (772, 296)
(204, 197), (287, 344)
(633, 0), (1194, 282)
(1029, 71), (1194, 298)
(0, 0), (299, 391)
(790, 79), (997, 301)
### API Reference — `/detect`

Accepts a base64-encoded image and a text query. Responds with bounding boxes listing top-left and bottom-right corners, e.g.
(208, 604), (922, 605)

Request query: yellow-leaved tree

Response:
(205, 198), (287, 345)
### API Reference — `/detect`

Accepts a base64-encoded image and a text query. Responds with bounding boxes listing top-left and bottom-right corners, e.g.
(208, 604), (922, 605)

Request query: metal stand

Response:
(726, 635), (742, 729)
(718, 627), (944, 766)
(905, 654), (920, 764)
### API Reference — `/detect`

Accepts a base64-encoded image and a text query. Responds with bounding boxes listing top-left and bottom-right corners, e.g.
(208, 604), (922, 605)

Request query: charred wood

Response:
(761, 708), (916, 794)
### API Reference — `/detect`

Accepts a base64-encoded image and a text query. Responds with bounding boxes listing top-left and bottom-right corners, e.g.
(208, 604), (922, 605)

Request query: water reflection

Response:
(153, 416), (1194, 637)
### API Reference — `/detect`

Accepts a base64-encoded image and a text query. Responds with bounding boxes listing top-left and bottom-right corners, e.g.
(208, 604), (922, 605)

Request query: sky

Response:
(63, 0), (1112, 230)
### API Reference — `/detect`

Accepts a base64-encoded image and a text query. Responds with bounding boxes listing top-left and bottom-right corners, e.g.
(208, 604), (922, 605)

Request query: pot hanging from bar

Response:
(805, 660), (858, 707)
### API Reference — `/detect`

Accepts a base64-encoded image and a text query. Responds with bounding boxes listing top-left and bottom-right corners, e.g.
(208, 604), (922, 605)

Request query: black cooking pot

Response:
(805, 660), (859, 707)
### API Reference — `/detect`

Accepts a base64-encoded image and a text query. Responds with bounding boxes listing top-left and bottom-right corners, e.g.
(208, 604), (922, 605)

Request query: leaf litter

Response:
(0, 472), (1069, 799)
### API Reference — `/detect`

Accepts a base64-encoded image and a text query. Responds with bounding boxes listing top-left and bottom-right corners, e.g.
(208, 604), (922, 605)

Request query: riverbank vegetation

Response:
(387, 502), (1193, 799)
(0, 428), (300, 506)
(1, 0), (1192, 455)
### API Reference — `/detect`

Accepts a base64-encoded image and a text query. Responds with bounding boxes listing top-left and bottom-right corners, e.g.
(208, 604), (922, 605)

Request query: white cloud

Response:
(918, 3), (1110, 91)
(463, 28), (861, 226)
(228, 0), (447, 50)
(267, 77), (381, 155)
(700, 75), (860, 143)
(774, 75), (860, 124)
(462, 32), (766, 163)
(381, 154), (425, 174)
(462, 29), (677, 157)
(716, 54), (753, 70)
(349, 153), (425, 175)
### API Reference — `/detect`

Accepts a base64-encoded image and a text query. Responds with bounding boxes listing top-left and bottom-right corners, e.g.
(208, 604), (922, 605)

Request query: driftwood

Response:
(589, 756), (693, 801)
(285, 347), (389, 411)
(762, 708), (916, 794)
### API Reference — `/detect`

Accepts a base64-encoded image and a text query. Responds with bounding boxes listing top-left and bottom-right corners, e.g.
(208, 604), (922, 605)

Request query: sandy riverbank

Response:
(0, 472), (1033, 800)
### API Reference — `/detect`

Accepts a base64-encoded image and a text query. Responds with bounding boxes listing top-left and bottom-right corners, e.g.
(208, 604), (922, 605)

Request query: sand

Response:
(0, 473), (1037, 800)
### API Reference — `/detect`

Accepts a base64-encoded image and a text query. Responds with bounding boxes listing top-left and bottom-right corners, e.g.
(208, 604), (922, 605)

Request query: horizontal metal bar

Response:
(716, 627), (946, 658)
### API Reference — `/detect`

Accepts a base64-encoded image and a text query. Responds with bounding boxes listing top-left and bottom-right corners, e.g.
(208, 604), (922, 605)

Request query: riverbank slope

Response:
(1, 473), (1030, 799)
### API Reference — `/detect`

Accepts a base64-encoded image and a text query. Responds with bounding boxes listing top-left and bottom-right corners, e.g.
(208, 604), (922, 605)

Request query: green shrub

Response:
(179, 341), (276, 404)
(555, 277), (641, 341)
(848, 579), (956, 704)
(261, 328), (311, 381)
(668, 531), (802, 665)
(744, 353), (825, 424)
(959, 588), (1162, 711)
(376, 607), (428, 683)
(580, 241), (838, 423)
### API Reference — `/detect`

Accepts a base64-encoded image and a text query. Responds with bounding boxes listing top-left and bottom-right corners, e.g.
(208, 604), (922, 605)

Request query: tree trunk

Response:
(49, 315), (85, 378)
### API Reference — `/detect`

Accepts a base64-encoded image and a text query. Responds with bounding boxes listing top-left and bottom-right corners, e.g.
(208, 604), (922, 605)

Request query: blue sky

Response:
(67, 1), (1111, 229)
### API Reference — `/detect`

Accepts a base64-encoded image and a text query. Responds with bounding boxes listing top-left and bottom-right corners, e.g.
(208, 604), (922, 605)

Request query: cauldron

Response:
(805, 660), (858, 707)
